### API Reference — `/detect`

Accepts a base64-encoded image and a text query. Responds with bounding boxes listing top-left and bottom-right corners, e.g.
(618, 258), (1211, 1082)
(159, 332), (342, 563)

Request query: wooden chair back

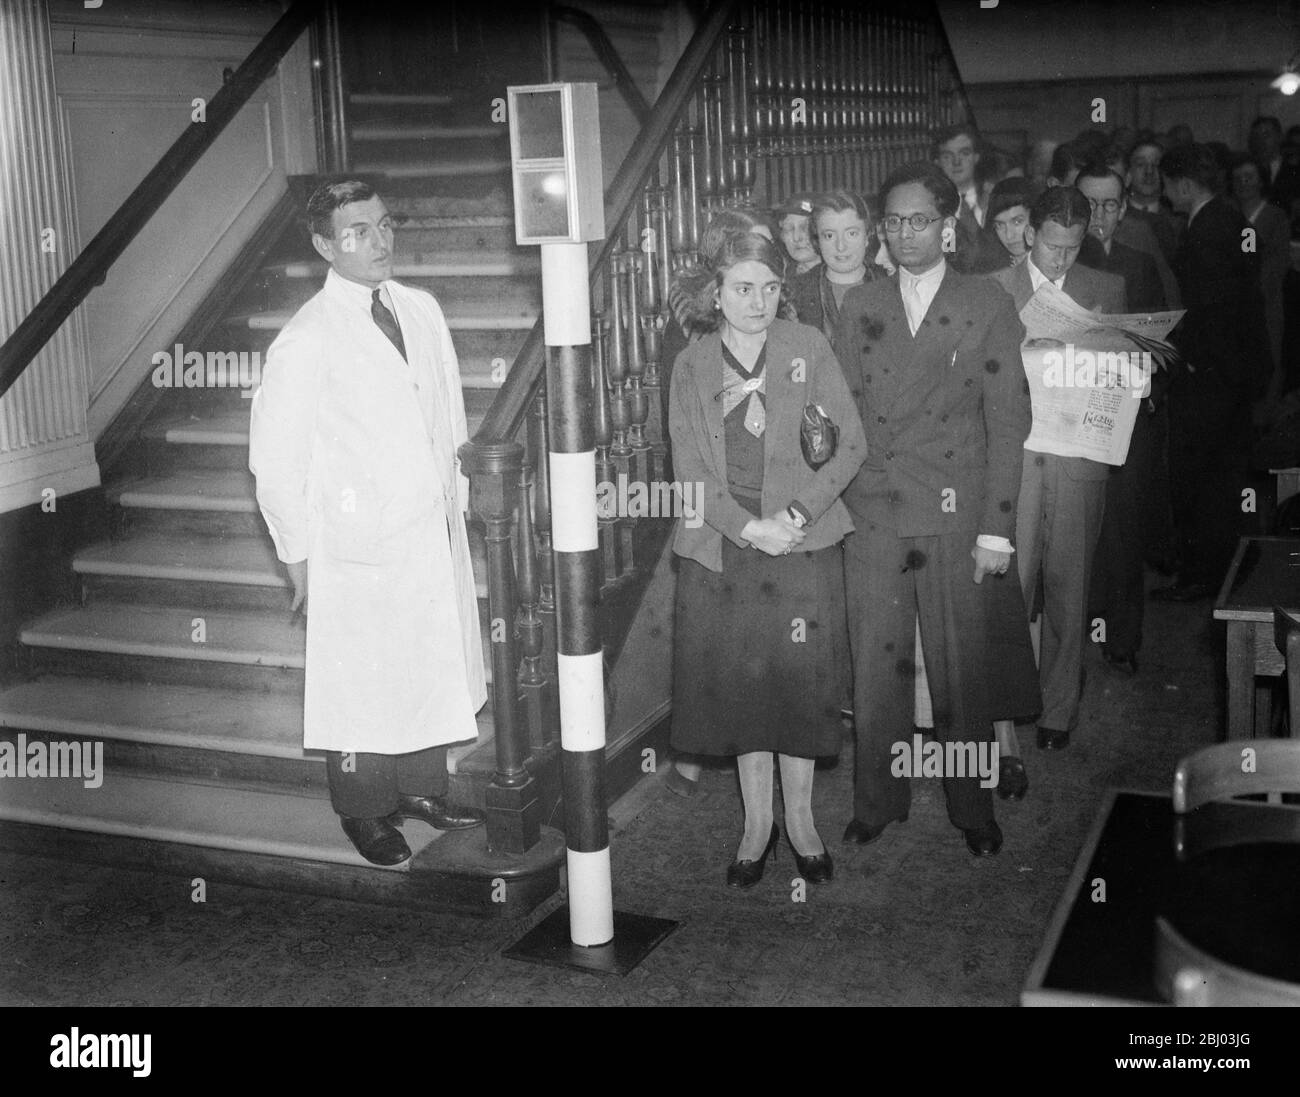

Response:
(1172, 740), (1300, 813)
(1155, 917), (1300, 1005)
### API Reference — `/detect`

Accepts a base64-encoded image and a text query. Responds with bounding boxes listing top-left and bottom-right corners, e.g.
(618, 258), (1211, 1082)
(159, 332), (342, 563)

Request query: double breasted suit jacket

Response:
(991, 259), (1126, 483)
(669, 318), (867, 572)
(832, 266), (1030, 541)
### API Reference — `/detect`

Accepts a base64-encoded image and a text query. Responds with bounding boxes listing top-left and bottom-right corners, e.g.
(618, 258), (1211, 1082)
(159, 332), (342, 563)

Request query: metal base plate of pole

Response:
(503, 907), (678, 977)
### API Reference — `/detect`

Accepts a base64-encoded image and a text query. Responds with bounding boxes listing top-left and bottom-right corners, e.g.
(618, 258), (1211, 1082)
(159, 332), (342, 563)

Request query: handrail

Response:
(474, 0), (742, 444)
(551, 4), (652, 125)
(0, 0), (321, 402)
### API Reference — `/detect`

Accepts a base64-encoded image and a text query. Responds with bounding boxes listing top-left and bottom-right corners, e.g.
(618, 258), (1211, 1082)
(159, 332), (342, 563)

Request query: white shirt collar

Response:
(1027, 257), (1064, 293)
(326, 267), (393, 311)
(1187, 194), (1213, 226)
(898, 257), (947, 293)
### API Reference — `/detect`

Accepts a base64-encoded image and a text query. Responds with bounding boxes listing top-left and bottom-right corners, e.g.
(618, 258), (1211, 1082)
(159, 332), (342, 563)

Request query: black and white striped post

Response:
(502, 83), (675, 975)
(544, 242), (614, 947)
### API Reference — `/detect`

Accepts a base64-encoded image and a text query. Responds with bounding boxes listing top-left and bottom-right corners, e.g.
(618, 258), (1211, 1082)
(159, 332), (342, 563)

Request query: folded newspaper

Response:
(1017, 282), (1185, 466)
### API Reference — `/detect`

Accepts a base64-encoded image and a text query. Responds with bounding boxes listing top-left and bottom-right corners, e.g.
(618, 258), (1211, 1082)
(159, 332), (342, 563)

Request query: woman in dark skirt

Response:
(668, 233), (867, 888)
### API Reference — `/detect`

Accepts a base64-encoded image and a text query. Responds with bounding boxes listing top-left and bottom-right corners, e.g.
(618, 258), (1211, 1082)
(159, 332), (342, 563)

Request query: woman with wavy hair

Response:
(668, 232), (866, 887)
(659, 209), (789, 798)
(787, 189), (887, 338)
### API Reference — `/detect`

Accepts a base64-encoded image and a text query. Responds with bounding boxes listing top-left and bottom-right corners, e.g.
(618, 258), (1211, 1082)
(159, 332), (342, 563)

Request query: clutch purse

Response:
(800, 403), (838, 469)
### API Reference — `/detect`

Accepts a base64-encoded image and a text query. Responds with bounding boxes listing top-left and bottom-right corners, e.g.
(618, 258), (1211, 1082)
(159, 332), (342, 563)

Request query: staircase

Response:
(0, 54), (570, 915)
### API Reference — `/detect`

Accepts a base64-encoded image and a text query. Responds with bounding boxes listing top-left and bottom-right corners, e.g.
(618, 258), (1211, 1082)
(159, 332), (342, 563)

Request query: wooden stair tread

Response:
(74, 535), (287, 588)
(113, 469), (257, 511)
(0, 676), (305, 756)
(348, 92), (454, 106)
(0, 675), (493, 761)
(351, 159), (512, 178)
(232, 309), (538, 332)
(0, 768), (440, 870)
(21, 603), (307, 667)
(352, 124), (504, 141)
(147, 411), (249, 446)
(268, 255), (539, 279)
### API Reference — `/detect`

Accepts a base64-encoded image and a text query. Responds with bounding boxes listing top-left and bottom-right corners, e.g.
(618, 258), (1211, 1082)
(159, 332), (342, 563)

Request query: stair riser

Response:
(79, 573), (292, 614)
(120, 506), (266, 539)
(142, 437), (249, 474)
(365, 173), (515, 200)
(385, 192), (514, 218)
(351, 134), (508, 165)
(27, 647), (305, 694)
(0, 818), (563, 918)
(0, 728), (326, 792)
(79, 573), (492, 615)
(397, 224), (521, 252)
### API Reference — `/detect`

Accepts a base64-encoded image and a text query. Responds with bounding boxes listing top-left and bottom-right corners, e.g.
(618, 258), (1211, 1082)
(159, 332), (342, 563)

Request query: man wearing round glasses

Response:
(834, 161), (1038, 859)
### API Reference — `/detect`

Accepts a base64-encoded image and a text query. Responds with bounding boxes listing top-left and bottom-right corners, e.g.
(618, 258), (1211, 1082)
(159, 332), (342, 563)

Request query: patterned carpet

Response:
(0, 583), (1227, 1006)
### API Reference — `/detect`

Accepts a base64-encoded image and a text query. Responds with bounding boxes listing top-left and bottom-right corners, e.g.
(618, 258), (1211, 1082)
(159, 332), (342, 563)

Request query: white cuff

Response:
(976, 534), (1014, 554)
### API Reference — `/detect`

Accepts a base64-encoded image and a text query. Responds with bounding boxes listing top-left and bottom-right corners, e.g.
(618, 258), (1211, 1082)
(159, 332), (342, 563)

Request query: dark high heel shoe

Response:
(788, 831), (833, 884)
(726, 822), (779, 889)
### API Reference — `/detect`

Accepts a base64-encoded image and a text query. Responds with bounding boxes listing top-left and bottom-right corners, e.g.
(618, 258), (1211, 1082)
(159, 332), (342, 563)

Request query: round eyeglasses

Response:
(1087, 198), (1122, 214)
(881, 213), (945, 234)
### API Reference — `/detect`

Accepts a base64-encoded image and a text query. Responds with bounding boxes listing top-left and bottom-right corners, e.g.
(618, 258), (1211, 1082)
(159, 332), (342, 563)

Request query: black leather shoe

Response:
(996, 755), (1028, 801)
(1102, 649), (1138, 677)
(962, 820), (1003, 857)
(842, 814), (906, 844)
(1036, 726), (1070, 751)
(340, 815), (411, 866)
(390, 793), (484, 831)
(1151, 580), (1214, 603)
(726, 823), (779, 889)
(788, 832), (834, 884)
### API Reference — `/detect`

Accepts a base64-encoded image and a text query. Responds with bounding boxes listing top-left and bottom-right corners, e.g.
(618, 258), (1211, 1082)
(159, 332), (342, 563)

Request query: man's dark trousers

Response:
(325, 746), (449, 819)
(845, 523), (995, 830)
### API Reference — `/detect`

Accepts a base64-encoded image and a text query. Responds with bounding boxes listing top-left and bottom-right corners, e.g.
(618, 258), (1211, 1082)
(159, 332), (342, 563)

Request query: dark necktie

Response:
(371, 288), (407, 362)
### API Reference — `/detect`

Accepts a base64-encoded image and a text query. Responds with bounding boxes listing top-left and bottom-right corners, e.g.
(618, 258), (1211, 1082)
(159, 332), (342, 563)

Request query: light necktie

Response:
(904, 276), (924, 336)
(371, 288), (407, 362)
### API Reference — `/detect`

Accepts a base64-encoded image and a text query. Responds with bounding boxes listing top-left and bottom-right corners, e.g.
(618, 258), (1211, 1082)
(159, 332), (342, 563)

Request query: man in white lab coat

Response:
(249, 181), (486, 866)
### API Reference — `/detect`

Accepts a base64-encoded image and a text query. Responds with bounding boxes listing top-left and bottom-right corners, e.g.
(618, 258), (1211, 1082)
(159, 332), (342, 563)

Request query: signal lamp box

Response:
(507, 82), (605, 245)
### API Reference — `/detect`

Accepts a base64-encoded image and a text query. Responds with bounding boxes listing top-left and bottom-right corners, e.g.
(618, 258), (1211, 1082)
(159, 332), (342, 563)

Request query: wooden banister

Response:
(0, 0), (321, 401)
(471, 0), (743, 445)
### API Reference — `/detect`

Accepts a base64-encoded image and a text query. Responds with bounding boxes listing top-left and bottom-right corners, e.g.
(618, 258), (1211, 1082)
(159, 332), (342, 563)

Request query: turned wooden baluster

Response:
(458, 439), (538, 853)
(671, 126), (692, 263)
(639, 183), (666, 400)
(591, 312), (621, 584)
(624, 245), (652, 493)
(726, 18), (751, 204)
(606, 245), (632, 465)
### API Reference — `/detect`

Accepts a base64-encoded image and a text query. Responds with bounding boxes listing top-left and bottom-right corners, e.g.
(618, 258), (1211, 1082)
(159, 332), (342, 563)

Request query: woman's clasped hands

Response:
(742, 513), (806, 556)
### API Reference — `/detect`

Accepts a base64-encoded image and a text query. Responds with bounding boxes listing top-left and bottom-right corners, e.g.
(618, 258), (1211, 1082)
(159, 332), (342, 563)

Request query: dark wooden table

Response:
(1213, 536), (1300, 740)
(1022, 790), (1300, 1006)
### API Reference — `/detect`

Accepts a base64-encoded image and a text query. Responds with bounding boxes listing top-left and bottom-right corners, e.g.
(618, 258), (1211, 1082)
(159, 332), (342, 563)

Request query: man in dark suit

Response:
(1075, 166), (1167, 678)
(932, 123), (1003, 273)
(991, 187), (1125, 750)
(1125, 139), (1183, 273)
(1154, 144), (1270, 601)
(834, 162), (1035, 857)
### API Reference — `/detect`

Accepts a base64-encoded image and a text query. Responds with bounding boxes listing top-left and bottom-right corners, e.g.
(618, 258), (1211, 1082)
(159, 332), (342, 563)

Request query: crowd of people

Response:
(662, 118), (1278, 887)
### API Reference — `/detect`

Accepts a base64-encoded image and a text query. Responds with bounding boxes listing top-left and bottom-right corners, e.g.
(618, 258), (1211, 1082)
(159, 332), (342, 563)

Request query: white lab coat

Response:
(249, 269), (487, 754)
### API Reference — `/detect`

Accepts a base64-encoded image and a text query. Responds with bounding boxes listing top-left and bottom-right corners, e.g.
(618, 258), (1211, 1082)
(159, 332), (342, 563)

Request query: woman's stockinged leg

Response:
(736, 750), (775, 860)
(778, 753), (824, 856)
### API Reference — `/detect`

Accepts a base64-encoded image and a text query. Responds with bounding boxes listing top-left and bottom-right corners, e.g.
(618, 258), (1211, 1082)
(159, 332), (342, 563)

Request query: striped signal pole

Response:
(501, 82), (675, 975)
(543, 241), (614, 947)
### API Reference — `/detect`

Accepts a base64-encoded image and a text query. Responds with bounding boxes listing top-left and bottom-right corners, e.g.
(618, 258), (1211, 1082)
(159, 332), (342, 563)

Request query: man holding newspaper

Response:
(992, 186), (1183, 752)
